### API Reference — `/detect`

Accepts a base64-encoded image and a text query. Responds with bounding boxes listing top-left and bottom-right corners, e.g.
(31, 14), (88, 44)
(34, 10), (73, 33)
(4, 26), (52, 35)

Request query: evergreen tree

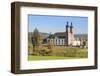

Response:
(31, 28), (43, 54)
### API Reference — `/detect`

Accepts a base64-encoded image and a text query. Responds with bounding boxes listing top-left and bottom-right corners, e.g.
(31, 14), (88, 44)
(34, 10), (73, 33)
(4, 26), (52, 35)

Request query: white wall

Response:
(0, 0), (100, 76)
(47, 38), (65, 45)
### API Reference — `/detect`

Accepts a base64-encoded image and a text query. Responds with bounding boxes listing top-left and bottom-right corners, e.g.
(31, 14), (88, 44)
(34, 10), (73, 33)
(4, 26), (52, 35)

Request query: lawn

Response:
(28, 55), (83, 61)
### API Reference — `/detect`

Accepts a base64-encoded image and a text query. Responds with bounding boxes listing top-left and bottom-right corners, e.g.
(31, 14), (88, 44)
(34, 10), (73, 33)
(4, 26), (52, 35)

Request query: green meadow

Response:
(28, 46), (88, 61)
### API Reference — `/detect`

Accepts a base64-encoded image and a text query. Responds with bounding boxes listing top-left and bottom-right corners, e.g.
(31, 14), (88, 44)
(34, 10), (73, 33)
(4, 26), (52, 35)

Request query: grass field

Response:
(28, 55), (84, 61)
(28, 46), (88, 61)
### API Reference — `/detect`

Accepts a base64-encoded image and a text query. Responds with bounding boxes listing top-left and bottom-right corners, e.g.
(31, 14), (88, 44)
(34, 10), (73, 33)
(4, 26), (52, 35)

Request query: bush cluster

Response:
(56, 50), (88, 58)
(29, 45), (88, 58)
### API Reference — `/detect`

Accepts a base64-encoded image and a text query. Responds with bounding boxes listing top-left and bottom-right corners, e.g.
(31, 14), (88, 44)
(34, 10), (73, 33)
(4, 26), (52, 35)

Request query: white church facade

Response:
(46, 22), (84, 46)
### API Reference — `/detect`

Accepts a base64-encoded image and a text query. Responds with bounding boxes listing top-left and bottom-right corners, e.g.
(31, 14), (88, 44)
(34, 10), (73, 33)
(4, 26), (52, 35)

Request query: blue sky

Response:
(28, 15), (88, 34)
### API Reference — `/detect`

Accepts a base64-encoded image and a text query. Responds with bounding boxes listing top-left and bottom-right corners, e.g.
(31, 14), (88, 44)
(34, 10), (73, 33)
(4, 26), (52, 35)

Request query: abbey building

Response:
(46, 22), (85, 46)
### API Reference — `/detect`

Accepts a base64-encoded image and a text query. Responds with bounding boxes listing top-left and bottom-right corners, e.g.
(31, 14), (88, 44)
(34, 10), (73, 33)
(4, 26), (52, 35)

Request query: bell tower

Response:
(70, 22), (74, 33)
(66, 21), (70, 33)
(66, 21), (70, 45)
(66, 22), (75, 46)
(70, 22), (74, 45)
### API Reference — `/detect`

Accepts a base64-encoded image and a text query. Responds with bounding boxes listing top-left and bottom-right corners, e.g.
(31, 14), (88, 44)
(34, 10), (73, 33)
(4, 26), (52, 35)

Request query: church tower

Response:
(70, 22), (74, 45)
(66, 21), (70, 45)
(66, 22), (74, 46)
(70, 22), (74, 33)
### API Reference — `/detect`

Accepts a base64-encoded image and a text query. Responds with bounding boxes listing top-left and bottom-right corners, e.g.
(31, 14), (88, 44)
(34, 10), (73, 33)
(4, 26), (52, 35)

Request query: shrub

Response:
(51, 47), (88, 58)
(28, 43), (33, 55)
(32, 46), (53, 56)
(31, 46), (88, 58)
